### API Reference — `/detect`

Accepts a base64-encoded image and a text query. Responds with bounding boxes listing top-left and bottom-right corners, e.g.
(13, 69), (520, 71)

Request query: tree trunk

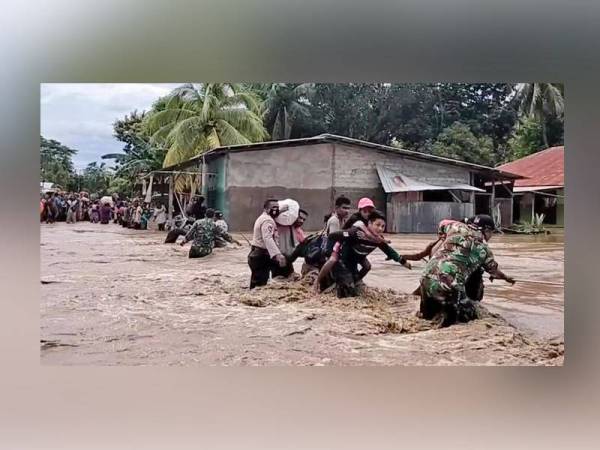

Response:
(542, 119), (549, 148)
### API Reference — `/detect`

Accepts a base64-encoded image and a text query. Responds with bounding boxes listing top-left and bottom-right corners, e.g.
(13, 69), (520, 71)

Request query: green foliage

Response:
(108, 176), (133, 197)
(262, 83), (314, 140)
(101, 82), (563, 175)
(431, 122), (496, 166)
(143, 83), (267, 167)
(506, 117), (545, 160)
(513, 83), (564, 147)
(78, 162), (113, 195)
(40, 136), (77, 188)
(299, 83), (519, 158)
(103, 110), (164, 194)
(513, 213), (546, 234)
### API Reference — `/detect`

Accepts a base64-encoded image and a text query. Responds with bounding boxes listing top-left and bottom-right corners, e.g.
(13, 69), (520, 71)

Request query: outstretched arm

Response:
(482, 249), (515, 284)
(377, 242), (411, 269)
(403, 239), (441, 261)
(488, 267), (515, 284)
(181, 222), (198, 245)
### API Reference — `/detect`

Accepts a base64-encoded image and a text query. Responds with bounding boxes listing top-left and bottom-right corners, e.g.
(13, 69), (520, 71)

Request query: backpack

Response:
(303, 229), (330, 267)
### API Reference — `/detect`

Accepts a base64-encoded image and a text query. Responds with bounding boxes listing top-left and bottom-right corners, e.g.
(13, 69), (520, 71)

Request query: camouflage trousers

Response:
(189, 245), (213, 258)
(419, 278), (480, 327)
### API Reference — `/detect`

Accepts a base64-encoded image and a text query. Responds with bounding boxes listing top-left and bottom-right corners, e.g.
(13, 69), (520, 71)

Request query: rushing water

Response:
(41, 223), (563, 366)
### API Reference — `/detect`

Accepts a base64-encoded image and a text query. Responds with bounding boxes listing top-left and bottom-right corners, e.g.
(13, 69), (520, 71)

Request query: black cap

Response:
(472, 214), (496, 231)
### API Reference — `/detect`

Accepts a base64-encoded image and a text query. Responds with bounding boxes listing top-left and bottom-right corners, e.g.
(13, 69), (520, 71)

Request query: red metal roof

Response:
(497, 146), (564, 188)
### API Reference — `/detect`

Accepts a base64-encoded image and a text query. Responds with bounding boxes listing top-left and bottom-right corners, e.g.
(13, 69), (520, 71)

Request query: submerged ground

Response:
(40, 222), (564, 366)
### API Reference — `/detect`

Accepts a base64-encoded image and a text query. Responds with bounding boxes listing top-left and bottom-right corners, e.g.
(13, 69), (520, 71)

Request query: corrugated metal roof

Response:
(376, 164), (485, 193)
(513, 185), (563, 193)
(160, 134), (523, 180)
(497, 146), (564, 188)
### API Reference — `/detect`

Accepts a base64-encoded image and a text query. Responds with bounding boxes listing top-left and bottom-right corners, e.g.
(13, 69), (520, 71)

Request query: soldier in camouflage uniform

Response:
(436, 217), (487, 301)
(213, 210), (230, 248)
(180, 208), (237, 258)
(419, 214), (515, 327)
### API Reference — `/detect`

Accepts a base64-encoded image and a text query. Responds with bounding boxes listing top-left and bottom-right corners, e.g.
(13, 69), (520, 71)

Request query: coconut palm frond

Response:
(287, 101), (311, 120)
(221, 91), (262, 114)
(214, 108), (266, 141)
(149, 122), (177, 146)
(546, 83), (565, 117)
(293, 82), (315, 100)
(162, 141), (197, 168)
(144, 108), (197, 135)
(282, 105), (292, 139)
(206, 127), (221, 149)
(216, 119), (253, 145)
(169, 116), (204, 153)
(101, 153), (128, 161)
(271, 109), (284, 140)
(530, 83), (542, 118)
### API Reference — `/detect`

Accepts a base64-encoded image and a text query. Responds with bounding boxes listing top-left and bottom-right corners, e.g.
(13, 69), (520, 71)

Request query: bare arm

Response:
(488, 267), (515, 284)
(403, 239), (441, 261)
(315, 252), (339, 292)
(483, 247), (515, 284)
(181, 222), (198, 245)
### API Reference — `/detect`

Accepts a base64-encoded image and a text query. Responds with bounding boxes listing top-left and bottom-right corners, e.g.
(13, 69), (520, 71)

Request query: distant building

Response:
(150, 134), (521, 233)
(497, 146), (564, 226)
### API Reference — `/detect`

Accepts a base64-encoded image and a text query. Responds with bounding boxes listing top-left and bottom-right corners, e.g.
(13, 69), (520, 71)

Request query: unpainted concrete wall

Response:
(333, 143), (472, 230)
(333, 144), (470, 187)
(223, 142), (478, 232)
(225, 144), (334, 230)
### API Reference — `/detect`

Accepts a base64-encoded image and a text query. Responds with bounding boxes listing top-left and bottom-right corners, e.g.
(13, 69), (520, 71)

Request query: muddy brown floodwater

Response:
(41, 222), (564, 366)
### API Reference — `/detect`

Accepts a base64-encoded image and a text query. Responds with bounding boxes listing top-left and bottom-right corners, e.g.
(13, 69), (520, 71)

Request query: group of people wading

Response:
(245, 195), (515, 327)
(48, 188), (516, 328)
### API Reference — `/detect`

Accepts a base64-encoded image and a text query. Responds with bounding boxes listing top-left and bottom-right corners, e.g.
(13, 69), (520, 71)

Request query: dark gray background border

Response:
(1, 1), (597, 448)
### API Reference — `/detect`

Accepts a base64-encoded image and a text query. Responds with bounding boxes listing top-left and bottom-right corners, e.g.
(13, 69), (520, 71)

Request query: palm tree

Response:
(143, 83), (267, 167)
(263, 83), (314, 140)
(513, 83), (564, 147)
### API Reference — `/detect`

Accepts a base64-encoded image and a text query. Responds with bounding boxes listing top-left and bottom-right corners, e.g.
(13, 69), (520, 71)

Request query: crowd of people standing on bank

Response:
(40, 191), (168, 230)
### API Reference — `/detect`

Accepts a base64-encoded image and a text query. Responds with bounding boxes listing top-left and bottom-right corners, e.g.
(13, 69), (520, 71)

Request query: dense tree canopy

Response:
(40, 136), (77, 189)
(42, 83), (565, 197)
(513, 83), (564, 147)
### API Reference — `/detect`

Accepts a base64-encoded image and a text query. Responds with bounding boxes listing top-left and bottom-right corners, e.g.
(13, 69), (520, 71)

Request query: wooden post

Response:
(201, 157), (208, 199)
(330, 143), (336, 211)
(490, 177), (495, 218)
(168, 175), (174, 221)
(470, 191), (475, 212)
(531, 192), (535, 224)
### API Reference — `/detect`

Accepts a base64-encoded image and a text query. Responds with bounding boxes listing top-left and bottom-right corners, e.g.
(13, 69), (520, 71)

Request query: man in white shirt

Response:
(248, 199), (286, 288)
(325, 195), (352, 235)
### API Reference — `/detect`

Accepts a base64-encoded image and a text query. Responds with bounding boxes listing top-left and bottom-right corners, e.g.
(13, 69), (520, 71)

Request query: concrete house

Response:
(154, 134), (520, 232)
